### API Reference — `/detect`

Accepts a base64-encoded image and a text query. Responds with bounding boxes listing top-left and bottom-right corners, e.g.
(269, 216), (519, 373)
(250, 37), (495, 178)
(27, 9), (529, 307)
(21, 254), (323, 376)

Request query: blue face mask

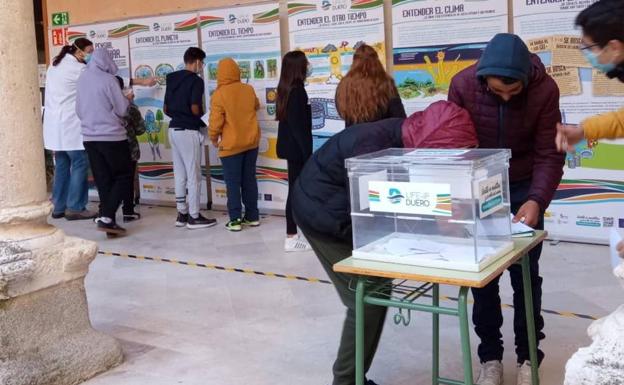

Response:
(84, 53), (92, 63)
(582, 48), (616, 73)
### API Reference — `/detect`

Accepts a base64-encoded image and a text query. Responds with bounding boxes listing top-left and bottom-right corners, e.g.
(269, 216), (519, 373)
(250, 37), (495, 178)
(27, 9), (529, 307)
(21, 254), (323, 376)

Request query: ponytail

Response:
(52, 45), (76, 66)
(52, 37), (93, 66)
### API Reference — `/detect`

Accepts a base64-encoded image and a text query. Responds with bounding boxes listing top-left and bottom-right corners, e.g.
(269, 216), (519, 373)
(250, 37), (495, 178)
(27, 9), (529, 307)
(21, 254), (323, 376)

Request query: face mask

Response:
(306, 63), (313, 78)
(583, 48), (617, 73)
(84, 53), (92, 63)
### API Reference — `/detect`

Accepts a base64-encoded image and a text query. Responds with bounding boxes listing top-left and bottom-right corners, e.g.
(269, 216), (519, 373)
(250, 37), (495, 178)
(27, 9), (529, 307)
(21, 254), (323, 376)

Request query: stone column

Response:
(0, 2), (122, 385)
(564, 263), (624, 384)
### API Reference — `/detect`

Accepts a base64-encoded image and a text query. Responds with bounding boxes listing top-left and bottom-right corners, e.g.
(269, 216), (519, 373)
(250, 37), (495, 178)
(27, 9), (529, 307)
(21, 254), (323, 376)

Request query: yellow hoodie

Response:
(582, 106), (624, 142)
(209, 58), (260, 157)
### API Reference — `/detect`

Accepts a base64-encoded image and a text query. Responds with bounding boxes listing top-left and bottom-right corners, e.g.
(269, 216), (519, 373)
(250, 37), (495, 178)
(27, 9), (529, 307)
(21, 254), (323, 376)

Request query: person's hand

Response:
(556, 123), (584, 153)
(617, 241), (624, 258)
(124, 90), (135, 101)
(211, 138), (219, 148)
(134, 77), (158, 87)
(513, 200), (541, 228)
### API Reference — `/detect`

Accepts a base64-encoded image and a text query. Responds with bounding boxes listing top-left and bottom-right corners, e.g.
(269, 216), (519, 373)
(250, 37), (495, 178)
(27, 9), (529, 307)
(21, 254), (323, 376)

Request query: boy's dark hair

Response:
(576, 0), (624, 47)
(184, 47), (206, 64)
(115, 76), (124, 90)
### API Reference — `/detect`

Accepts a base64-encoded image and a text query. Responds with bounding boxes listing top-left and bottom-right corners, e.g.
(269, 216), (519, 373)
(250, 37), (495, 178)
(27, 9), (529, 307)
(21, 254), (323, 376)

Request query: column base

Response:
(0, 279), (123, 385)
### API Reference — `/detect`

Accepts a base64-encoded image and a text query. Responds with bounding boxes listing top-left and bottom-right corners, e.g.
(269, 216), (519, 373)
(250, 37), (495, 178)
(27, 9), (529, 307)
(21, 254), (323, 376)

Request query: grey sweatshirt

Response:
(76, 49), (129, 142)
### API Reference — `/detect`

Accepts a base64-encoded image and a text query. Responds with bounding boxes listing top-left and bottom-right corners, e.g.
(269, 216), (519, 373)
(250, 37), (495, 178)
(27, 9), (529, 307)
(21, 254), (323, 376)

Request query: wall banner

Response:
(392, 0), (508, 114)
(288, 0), (386, 150)
(514, 0), (624, 244)
(200, 3), (287, 211)
(128, 13), (210, 205)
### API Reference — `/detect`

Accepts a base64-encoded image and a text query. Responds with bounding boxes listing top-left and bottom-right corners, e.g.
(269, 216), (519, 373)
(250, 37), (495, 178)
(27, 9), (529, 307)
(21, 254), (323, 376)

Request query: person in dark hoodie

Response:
(76, 49), (133, 235)
(164, 47), (216, 230)
(448, 33), (565, 385)
(293, 101), (478, 385)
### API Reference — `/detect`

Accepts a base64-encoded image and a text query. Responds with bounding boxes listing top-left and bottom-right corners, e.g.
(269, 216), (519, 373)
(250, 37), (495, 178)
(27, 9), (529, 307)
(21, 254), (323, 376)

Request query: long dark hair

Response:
(276, 51), (308, 122)
(52, 38), (93, 66)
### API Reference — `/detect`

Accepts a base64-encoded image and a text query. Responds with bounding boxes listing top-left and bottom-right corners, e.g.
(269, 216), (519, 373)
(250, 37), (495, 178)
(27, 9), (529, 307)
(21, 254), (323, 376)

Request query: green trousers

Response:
(305, 232), (390, 385)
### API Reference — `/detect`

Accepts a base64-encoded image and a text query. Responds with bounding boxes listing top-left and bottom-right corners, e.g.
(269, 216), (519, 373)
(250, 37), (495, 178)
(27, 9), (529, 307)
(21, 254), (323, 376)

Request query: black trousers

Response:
(84, 141), (133, 222)
(471, 180), (546, 365)
(303, 232), (389, 385)
(285, 160), (305, 235)
(123, 161), (138, 214)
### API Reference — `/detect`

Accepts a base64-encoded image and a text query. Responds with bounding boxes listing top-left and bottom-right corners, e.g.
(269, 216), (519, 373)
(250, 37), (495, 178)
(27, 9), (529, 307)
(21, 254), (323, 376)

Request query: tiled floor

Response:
(50, 205), (621, 385)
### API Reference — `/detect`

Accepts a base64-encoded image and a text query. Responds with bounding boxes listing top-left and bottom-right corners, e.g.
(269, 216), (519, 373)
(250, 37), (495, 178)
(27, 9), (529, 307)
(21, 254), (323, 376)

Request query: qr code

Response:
(603, 217), (614, 228)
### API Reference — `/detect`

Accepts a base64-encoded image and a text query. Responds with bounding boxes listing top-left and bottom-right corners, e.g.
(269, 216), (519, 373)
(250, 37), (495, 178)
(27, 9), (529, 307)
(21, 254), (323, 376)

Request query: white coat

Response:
(43, 54), (86, 151)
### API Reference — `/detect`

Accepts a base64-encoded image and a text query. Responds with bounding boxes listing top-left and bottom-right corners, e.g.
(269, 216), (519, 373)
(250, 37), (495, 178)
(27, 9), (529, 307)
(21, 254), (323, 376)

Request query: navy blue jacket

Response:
(292, 118), (404, 243)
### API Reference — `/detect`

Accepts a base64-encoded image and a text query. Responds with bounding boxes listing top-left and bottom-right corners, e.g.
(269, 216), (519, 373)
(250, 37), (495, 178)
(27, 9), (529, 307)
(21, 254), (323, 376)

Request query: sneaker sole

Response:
(66, 215), (98, 221)
(175, 222), (187, 227)
(285, 248), (312, 253)
(226, 227), (242, 232)
(186, 222), (217, 230)
(243, 223), (260, 227)
(96, 227), (126, 235)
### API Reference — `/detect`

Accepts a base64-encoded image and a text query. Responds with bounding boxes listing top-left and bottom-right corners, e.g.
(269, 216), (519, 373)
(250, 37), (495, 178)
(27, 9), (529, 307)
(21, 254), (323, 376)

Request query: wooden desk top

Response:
(333, 231), (547, 288)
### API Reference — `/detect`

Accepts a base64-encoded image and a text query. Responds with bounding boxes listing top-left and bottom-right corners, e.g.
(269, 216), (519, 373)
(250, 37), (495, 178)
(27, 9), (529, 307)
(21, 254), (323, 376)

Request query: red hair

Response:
(335, 44), (398, 126)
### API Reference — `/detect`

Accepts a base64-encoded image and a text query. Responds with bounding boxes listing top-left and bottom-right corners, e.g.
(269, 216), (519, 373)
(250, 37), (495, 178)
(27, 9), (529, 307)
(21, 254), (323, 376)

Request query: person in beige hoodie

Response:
(209, 58), (261, 232)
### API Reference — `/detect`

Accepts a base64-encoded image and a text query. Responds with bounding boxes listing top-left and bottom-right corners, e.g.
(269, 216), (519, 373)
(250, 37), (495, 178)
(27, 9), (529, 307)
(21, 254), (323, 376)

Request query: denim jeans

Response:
(220, 148), (259, 221)
(51, 150), (90, 214)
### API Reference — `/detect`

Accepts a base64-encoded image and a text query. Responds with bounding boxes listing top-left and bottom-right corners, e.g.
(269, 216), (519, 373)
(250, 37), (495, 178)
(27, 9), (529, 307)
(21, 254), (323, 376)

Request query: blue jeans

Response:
(220, 148), (259, 221)
(51, 150), (89, 214)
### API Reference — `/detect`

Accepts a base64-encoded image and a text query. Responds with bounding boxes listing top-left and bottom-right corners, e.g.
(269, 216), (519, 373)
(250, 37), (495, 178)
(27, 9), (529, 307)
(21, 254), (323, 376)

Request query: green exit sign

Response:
(51, 12), (69, 26)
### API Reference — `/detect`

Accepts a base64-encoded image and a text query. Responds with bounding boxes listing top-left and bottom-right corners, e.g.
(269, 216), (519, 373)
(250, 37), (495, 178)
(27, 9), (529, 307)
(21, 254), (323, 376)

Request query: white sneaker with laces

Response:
(476, 360), (504, 385)
(284, 235), (312, 252)
(516, 361), (534, 385)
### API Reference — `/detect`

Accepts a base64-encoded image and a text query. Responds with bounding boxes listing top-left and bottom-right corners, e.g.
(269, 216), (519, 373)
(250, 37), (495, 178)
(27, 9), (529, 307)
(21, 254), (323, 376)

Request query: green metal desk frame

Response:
(335, 232), (546, 385)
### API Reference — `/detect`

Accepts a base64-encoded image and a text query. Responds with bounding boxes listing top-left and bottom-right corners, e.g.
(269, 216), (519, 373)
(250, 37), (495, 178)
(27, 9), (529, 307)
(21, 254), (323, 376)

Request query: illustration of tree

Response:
(144, 110), (161, 161)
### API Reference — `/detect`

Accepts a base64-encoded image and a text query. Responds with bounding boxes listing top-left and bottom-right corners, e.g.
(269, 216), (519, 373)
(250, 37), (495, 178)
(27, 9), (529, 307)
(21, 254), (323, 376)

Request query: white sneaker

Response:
(476, 360), (504, 385)
(516, 361), (534, 385)
(284, 236), (312, 252)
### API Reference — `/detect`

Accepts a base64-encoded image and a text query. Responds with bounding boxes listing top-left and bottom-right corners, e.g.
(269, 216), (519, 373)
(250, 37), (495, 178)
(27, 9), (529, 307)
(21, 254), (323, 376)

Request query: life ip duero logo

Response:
(388, 187), (434, 208)
(387, 188), (404, 205)
(228, 13), (251, 24)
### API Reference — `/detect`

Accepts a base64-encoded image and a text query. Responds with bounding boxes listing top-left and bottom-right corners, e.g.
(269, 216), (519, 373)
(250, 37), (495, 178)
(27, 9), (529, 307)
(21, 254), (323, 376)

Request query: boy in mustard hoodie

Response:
(209, 58), (261, 232)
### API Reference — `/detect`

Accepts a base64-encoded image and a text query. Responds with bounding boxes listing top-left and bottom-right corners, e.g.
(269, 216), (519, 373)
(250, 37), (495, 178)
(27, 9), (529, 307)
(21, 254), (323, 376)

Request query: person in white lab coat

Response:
(43, 37), (97, 220)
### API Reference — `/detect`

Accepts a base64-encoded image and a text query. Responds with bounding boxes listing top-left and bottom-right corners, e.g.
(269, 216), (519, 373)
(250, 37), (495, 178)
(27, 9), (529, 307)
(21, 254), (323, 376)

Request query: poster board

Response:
(392, 0), (508, 114)
(288, 0), (386, 150)
(200, 2), (287, 211)
(513, 0), (624, 244)
(128, 13), (210, 205)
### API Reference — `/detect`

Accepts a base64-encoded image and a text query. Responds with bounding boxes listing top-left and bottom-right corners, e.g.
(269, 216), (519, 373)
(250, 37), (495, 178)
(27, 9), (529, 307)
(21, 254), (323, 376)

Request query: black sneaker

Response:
(51, 211), (65, 219)
(96, 221), (127, 235)
(187, 214), (217, 229)
(175, 212), (189, 227)
(123, 212), (141, 223)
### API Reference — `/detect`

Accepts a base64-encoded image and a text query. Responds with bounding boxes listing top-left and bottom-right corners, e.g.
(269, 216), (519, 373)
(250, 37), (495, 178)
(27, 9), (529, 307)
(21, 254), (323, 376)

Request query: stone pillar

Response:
(0, 2), (122, 385)
(564, 263), (624, 384)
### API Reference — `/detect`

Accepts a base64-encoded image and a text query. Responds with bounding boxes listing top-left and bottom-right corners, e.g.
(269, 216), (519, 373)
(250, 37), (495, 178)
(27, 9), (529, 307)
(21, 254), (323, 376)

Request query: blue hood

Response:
(476, 33), (531, 86)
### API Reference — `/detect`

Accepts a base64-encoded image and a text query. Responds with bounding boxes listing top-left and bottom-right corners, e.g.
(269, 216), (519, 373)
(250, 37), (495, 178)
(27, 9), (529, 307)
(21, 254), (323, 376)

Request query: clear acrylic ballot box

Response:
(346, 149), (513, 272)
